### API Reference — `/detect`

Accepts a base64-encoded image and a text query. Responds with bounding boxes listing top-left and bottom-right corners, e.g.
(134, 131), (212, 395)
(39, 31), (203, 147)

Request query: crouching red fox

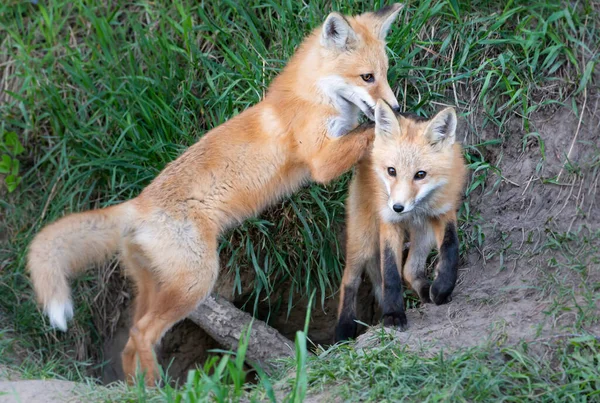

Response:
(335, 100), (467, 342)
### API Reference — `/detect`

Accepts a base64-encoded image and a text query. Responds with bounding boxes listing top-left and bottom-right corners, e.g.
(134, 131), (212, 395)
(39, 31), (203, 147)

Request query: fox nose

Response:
(392, 204), (404, 213)
(392, 105), (401, 113)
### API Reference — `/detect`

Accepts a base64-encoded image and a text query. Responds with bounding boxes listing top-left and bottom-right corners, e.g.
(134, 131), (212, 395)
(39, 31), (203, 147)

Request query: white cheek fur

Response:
(379, 206), (403, 223)
(376, 169), (392, 195)
(318, 75), (375, 137)
(429, 202), (453, 216)
(415, 178), (448, 204)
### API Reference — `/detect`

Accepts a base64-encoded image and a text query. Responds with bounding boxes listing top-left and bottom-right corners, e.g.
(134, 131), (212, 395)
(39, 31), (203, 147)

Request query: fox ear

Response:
(425, 107), (457, 148)
(321, 12), (357, 51)
(373, 3), (403, 40)
(375, 100), (400, 138)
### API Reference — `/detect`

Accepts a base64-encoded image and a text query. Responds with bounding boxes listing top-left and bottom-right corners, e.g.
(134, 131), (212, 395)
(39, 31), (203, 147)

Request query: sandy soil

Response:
(0, 380), (87, 403)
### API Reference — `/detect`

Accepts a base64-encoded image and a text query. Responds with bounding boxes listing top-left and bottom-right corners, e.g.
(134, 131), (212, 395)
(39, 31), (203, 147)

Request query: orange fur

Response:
(27, 5), (403, 386)
(335, 101), (467, 342)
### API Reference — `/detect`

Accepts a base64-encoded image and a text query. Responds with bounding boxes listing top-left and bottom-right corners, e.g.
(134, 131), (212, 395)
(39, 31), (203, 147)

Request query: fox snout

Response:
(377, 82), (400, 113)
(384, 178), (415, 215)
(392, 203), (404, 213)
(357, 79), (399, 121)
(388, 198), (412, 214)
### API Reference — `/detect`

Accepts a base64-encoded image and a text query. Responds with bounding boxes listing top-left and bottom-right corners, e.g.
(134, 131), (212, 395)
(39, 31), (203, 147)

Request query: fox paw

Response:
(430, 279), (454, 305)
(334, 320), (357, 342)
(417, 282), (432, 304)
(383, 311), (408, 331)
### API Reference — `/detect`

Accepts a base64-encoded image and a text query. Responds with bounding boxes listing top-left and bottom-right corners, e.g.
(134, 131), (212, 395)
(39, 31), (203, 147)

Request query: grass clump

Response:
(86, 332), (600, 402)
(296, 333), (600, 402)
(537, 227), (600, 331)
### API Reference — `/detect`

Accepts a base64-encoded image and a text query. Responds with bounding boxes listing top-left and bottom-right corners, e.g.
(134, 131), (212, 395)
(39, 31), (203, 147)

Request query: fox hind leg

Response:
(121, 229), (219, 386)
(403, 225), (436, 304)
(129, 255), (218, 386)
(121, 242), (158, 384)
(335, 256), (371, 342)
(336, 209), (378, 342)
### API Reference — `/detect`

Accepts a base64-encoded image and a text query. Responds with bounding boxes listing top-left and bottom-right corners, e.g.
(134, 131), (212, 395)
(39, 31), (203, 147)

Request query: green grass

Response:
(0, 0), (599, 397)
(536, 227), (600, 331)
(288, 332), (600, 402)
(56, 330), (600, 402)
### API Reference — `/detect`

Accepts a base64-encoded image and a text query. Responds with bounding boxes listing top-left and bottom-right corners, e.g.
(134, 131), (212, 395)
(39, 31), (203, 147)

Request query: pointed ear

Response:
(375, 100), (400, 138)
(321, 12), (357, 51)
(373, 3), (403, 40)
(425, 107), (457, 147)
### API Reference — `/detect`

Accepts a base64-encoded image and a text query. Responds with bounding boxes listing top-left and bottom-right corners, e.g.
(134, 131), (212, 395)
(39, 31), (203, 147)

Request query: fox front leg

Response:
(430, 220), (459, 305)
(309, 126), (373, 184)
(335, 262), (363, 342)
(379, 223), (407, 330)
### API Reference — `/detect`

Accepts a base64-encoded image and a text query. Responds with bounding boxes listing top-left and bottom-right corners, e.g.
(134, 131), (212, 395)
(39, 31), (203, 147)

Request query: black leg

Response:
(381, 245), (407, 330)
(335, 284), (359, 342)
(430, 221), (459, 305)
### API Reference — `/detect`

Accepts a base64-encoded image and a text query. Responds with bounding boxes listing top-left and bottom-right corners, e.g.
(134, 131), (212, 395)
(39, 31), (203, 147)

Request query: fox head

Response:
(317, 5), (403, 132)
(372, 100), (459, 222)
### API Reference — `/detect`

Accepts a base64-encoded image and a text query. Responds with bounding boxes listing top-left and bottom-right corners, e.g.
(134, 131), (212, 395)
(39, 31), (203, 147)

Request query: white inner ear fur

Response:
(374, 101), (400, 137)
(426, 108), (457, 146)
(321, 13), (356, 50)
(377, 4), (404, 40)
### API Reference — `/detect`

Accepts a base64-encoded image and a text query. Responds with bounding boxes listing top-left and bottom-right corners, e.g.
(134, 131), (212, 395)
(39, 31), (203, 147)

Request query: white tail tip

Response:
(46, 299), (74, 332)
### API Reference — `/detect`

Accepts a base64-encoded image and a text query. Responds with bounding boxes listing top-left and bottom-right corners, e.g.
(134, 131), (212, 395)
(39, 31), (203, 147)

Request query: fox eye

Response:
(387, 167), (396, 177)
(360, 73), (374, 83)
(414, 171), (427, 180)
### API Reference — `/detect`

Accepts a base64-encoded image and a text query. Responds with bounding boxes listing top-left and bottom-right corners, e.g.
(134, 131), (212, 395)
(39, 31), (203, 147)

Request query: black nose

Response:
(392, 105), (401, 113)
(393, 204), (404, 213)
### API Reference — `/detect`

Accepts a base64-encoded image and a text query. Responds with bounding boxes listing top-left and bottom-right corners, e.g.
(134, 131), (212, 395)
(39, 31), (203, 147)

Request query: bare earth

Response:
(0, 380), (86, 403)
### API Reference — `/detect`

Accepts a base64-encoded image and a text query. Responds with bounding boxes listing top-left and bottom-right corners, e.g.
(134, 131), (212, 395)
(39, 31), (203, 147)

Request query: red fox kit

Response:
(335, 100), (467, 342)
(28, 5), (403, 384)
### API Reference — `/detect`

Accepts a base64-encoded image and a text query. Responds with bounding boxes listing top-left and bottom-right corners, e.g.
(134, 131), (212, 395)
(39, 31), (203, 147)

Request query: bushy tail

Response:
(27, 202), (133, 331)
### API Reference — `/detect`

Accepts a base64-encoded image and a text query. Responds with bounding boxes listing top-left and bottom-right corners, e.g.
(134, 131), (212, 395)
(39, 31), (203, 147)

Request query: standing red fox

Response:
(335, 101), (467, 342)
(28, 5), (403, 384)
